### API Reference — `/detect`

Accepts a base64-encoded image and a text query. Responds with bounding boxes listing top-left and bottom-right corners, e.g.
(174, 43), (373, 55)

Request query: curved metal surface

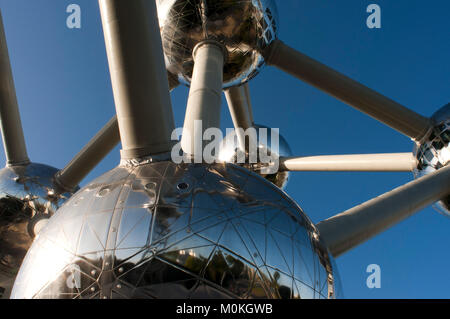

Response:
(414, 103), (450, 216)
(219, 124), (292, 189)
(12, 162), (341, 299)
(0, 163), (74, 298)
(157, 0), (278, 88)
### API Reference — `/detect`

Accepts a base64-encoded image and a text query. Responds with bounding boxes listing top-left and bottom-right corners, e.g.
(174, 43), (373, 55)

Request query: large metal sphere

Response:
(12, 162), (341, 299)
(219, 125), (293, 189)
(157, 0), (278, 88)
(0, 163), (73, 298)
(413, 103), (450, 216)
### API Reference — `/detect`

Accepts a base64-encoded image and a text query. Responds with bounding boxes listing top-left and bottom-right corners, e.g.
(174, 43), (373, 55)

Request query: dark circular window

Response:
(177, 182), (189, 191)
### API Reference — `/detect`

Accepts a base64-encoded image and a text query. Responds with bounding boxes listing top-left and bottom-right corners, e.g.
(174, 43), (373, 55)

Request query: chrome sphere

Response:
(414, 103), (450, 216)
(0, 163), (73, 298)
(12, 162), (341, 299)
(219, 125), (293, 189)
(157, 0), (278, 88)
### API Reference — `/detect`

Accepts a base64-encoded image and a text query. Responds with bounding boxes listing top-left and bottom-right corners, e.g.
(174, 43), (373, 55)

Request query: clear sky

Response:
(0, 0), (448, 298)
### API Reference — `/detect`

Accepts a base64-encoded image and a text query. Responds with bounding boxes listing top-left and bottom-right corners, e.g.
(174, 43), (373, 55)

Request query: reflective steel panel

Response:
(0, 163), (73, 298)
(12, 162), (341, 299)
(414, 103), (450, 216)
(219, 124), (293, 189)
(156, 0), (279, 88)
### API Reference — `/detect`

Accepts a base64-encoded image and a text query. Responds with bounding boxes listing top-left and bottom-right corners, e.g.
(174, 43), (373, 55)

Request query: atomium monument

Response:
(4, 0), (450, 299)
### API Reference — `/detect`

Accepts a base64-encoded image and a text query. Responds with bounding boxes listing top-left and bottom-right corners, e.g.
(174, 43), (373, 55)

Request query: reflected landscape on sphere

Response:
(0, 163), (73, 298)
(12, 162), (341, 299)
(157, 0), (278, 88)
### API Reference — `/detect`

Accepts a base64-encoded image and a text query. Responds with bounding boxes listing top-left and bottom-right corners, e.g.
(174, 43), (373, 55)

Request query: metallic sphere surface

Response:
(156, 0), (278, 88)
(414, 103), (450, 216)
(219, 124), (293, 189)
(12, 162), (341, 299)
(0, 163), (73, 299)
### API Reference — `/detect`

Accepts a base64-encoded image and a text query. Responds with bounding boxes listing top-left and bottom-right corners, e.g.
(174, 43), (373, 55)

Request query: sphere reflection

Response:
(219, 125), (293, 189)
(414, 103), (450, 216)
(0, 163), (73, 298)
(156, 0), (278, 88)
(12, 162), (340, 299)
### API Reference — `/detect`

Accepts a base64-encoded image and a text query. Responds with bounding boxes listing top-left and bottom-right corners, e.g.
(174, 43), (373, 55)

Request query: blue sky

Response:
(0, 0), (448, 298)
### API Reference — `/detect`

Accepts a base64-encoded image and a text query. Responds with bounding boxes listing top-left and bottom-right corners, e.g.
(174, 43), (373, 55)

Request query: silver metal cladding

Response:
(0, 163), (74, 298)
(11, 162), (341, 299)
(414, 103), (450, 216)
(157, 0), (279, 88)
(219, 125), (293, 189)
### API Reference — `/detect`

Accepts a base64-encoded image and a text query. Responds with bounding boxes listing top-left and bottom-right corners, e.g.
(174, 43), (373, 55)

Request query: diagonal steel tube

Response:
(99, 0), (175, 159)
(317, 164), (450, 257)
(224, 84), (254, 131)
(224, 83), (255, 152)
(280, 153), (417, 172)
(264, 39), (432, 141)
(54, 116), (119, 192)
(243, 84), (254, 125)
(0, 11), (29, 166)
(53, 76), (179, 192)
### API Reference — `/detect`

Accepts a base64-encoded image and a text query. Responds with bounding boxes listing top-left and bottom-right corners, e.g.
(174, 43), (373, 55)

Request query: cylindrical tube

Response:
(54, 116), (120, 191)
(54, 72), (179, 191)
(224, 84), (254, 151)
(99, 0), (175, 159)
(264, 40), (432, 141)
(0, 11), (29, 166)
(317, 164), (450, 257)
(181, 42), (224, 159)
(280, 153), (417, 172)
(225, 84), (254, 130)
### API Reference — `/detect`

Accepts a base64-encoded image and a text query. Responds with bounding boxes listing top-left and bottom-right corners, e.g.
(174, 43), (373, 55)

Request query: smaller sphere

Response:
(0, 163), (74, 298)
(157, 0), (279, 88)
(219, 124), (293, 189)
(413, 103), (450, 216)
